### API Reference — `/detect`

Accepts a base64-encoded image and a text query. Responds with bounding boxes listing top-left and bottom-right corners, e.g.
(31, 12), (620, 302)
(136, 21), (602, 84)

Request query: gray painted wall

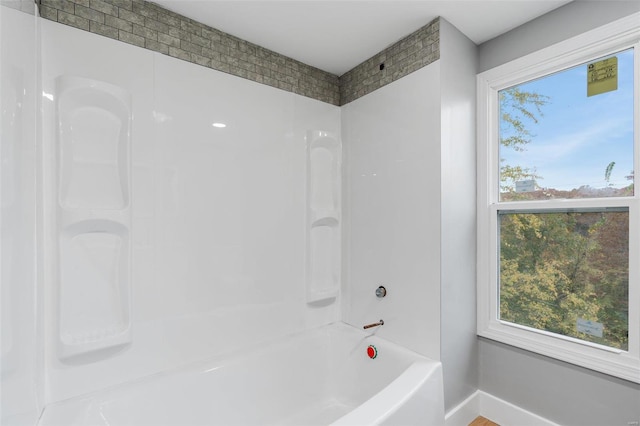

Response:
(477, 2), (640, 424)
(480, 339), (640, 426)
(478, 0), (640, 72)
(439, 18), (479, 413)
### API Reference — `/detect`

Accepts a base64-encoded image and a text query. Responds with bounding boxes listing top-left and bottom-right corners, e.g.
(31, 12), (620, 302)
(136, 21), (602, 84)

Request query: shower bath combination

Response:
(1, 3), (446, 425)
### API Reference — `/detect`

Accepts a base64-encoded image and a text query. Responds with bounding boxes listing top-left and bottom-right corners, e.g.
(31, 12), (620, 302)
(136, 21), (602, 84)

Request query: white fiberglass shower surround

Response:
(1, 4), (447, 425)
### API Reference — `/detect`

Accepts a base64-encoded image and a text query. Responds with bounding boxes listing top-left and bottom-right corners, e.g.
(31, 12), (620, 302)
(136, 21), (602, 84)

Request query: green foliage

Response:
(604, 161), (615, 186)
(499, 88), (549, 149)
(499, 88), (550, 192)
(624, 170), (634, 194)
(500, 212), (628, 350)
(498, 89), (629, 350)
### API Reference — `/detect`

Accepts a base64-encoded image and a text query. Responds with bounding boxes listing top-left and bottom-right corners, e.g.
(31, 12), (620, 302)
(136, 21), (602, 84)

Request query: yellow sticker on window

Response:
(587, 57), (617, 97)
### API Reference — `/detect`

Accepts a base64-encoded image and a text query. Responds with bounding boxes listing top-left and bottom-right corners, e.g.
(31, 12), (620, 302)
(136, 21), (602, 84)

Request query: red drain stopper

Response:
(367, 345), (378, 359)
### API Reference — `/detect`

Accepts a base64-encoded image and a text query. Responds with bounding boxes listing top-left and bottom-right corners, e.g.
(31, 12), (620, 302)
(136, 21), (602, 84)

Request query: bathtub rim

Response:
(38, 321), (443, 425)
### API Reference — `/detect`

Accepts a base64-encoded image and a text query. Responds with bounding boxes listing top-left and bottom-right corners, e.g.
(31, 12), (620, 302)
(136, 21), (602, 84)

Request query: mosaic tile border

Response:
(340, 19), (440, 105)
(38, 0), (340, 105)
(37, 0), (440, 105)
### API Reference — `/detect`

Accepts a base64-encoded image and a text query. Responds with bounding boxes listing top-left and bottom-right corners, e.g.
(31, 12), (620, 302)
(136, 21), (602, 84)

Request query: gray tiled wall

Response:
(37, 0), (440, 106)
(340, 19), (440, 105)
(38, 0), (340, 105)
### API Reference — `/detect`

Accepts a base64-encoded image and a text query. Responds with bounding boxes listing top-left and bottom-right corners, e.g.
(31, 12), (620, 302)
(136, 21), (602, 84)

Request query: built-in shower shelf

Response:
(55, 75), (132, 362)
(62, 327), (129, 344)
(306, 130), (341, 305)
(307, 288), (339, 304)
(58, 209), (129, 227)
(59, 330), (131, 359)
(310, 214), (339, 227)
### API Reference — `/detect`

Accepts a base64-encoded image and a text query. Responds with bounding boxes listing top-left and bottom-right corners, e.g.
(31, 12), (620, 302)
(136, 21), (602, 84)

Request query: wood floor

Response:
(469, 416), (499, 426)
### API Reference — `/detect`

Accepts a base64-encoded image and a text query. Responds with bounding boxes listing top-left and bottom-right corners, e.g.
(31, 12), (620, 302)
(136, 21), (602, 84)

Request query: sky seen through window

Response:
(500, 49), (634, 195)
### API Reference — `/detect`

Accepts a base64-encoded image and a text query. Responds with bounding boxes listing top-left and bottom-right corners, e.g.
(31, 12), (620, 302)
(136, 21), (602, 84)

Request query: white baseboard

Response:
(445, 391), (480, 426)
(445, 390), (560, 426)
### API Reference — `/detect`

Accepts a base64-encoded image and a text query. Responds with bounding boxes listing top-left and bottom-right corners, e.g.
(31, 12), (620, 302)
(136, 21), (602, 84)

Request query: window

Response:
(477, 14), (640, 383)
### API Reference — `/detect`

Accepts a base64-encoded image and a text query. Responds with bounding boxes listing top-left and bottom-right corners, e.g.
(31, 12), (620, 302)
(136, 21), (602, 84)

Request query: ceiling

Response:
(154, 0), (572, 75)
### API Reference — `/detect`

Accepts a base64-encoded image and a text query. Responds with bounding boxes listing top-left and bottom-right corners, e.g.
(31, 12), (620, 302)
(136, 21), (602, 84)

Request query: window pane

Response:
(499, 49), (634, 201)
(499, 210), (629, 350)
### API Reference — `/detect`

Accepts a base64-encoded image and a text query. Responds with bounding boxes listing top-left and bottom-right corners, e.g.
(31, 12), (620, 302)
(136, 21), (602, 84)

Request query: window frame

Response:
(477, 13), (640, 383)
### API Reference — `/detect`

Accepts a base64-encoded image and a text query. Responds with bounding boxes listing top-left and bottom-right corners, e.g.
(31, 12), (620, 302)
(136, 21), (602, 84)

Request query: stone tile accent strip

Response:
(340, 18), (440, 105)
(37, 0), (440, 106)
(38, 0), (341, 105)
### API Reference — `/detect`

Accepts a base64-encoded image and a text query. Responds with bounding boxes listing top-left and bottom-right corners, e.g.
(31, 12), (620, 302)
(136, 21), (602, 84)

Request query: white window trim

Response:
(477, 12), (640, 384)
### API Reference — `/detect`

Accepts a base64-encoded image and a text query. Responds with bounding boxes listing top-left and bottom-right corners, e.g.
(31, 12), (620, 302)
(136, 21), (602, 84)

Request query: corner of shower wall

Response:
(1, 3), (42, 424)
(306, 130), (342, 304)
(54, 75), (132, 363)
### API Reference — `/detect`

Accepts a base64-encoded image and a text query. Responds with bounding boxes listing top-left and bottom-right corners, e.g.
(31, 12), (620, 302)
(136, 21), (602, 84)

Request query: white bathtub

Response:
(39, 323), (444, 425)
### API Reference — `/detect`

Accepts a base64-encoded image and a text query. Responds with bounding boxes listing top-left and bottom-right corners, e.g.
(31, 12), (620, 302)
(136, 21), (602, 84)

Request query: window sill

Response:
(478, 322), (640, 384)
